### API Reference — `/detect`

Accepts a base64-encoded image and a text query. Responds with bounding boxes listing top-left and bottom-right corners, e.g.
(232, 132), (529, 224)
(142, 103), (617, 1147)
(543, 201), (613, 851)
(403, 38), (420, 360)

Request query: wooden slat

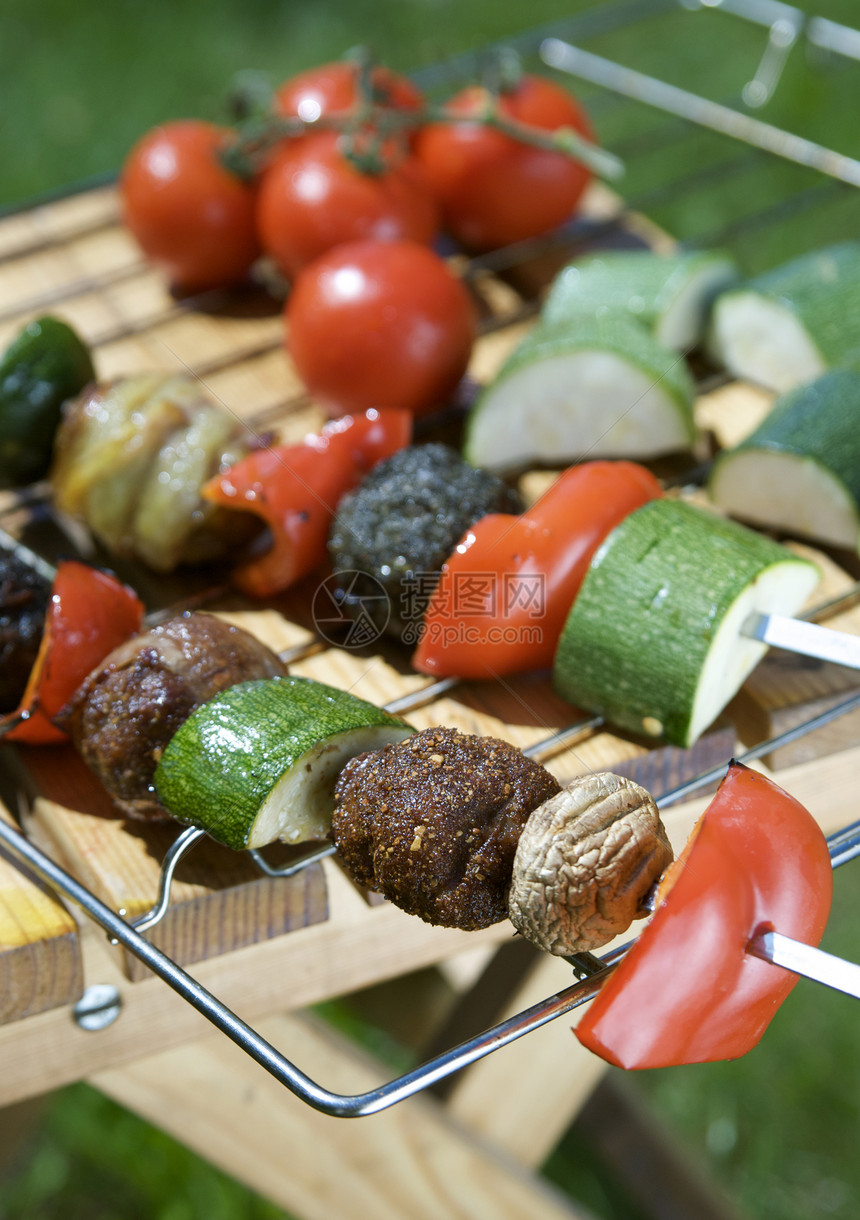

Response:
(29, 790), (328, 983)
(0, 187), (120, 262)
(0, 800), (82, 1022)
(0, 859), (514, 1107)
(446, 951), (609, 1166)
(91, 1011), (590, 1220)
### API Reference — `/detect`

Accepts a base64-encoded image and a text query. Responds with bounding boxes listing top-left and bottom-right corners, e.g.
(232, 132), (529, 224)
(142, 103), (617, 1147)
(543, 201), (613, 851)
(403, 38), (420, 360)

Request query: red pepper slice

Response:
(412, 461), (662, 679)
(575, 762), (833, 1068)
(202, 408), (412, 599)
(3, 560), (144, 745)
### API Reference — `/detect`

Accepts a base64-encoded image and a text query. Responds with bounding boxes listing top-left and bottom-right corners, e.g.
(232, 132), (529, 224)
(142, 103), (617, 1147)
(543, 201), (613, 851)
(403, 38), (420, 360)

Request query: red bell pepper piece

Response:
(412, 461), (662, 679)
(2, 560), (144, 745)
(202, 408), (412, 599)
(576, 762), (833, 1068)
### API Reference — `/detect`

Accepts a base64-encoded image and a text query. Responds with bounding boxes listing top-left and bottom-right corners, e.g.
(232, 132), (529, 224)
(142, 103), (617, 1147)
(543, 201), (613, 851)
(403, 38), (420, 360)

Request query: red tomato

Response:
(256, 132), (438, 279)
(576, 762), (833, 1069)
(413, 462), (663, 678)
(274, 60), (423, 126)
(415, 73), (594, 251)
(202, 408), (412, 598)
(286, 239), (476, 418)
(120, 120), (260, 292)
(3, 561), (144, 745)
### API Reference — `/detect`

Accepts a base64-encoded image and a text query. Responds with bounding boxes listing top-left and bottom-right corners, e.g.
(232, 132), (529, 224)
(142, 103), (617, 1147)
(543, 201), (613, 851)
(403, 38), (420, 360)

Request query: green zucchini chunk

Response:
(542, 248), (738, 352)
(0, 315), (95, 487)
(708, 242), (860, 392)
(709, 369), (860, 550)
(464, 316), (697, 472)
(154, 675), (413, 850)
(553, 499), (820, 747)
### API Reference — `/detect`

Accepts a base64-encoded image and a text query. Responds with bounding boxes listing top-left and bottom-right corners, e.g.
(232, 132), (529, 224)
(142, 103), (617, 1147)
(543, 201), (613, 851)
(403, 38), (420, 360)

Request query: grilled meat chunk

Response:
(56, 611), (288, 820)
(0, 551), (52, 713)
(327, 444), (521, 644)
(331, 725), (560, 929)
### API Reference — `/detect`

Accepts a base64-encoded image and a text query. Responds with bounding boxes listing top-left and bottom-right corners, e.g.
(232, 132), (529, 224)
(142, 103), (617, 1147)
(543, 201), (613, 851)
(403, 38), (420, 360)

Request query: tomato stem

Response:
(337, 129), (390, 177)
(223, 79), (623, 182)
(463, 106), (623, 179)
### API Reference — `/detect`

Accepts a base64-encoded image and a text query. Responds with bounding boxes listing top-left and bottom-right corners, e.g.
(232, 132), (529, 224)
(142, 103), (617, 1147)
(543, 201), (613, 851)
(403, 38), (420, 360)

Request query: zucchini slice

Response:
(154, 675), (413, 850)
(709, 369), (860, 550)
(708, 242), (860, 392)
(553, 499), (820, 747)
(464, 317), (697, 472)
(0, 315), (94, 487)
(542, 249), (738, 352)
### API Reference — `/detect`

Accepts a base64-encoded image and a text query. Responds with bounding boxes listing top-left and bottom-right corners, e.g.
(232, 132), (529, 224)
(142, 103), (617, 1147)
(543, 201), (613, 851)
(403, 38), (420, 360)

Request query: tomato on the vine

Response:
(415, 73), (594, 251)
(274, 60), (423, 127)
(286, 239), (476, 418)
(120, 120), (260, 292)
(256, 132), (438, 279)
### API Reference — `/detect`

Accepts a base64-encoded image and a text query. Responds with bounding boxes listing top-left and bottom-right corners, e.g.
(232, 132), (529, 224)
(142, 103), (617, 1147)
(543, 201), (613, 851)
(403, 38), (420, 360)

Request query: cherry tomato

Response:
(286, 239), (477, 418)
(576, 762), (833, 1069)
(413, 461), (663, 679)
(120, 120), (260, 292)
(2, 561), (144, 745)
(256, 132), (438, 280)
(202, 408), (412, 598)
(274, 60), (423, 127)
(415, 73), (594, 251)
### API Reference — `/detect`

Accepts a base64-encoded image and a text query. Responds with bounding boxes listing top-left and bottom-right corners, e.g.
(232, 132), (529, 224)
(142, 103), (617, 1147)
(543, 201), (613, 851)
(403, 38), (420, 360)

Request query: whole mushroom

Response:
(507, 772), (674, 956)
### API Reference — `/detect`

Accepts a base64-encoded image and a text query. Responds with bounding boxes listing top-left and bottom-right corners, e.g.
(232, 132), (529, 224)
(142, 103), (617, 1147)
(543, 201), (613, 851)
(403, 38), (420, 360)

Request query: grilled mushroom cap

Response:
(507, 772), (674, 955)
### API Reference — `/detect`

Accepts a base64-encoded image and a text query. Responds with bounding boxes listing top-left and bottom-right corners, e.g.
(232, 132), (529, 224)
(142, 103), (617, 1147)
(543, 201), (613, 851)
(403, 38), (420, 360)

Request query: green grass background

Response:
(2, 1), (860, 1217)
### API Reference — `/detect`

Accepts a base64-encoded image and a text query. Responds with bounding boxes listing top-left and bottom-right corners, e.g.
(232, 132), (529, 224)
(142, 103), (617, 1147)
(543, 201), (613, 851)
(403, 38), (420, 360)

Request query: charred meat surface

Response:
(331, 725), (561, 929)
(0, 551), (52, 713)
(57, 611), (288, 820)
(327, 444), (521, 644)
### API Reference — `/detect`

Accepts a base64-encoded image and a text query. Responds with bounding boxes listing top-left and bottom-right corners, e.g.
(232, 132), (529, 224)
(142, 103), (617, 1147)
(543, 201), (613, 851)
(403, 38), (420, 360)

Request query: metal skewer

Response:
(0, 741), (857, 1116)
(744, 612), (860, 669)
(540, 37), (860, 187)
(747, 930), (860, 1000)
(742, 813), (860, 998)
(131, 681), (860, 931)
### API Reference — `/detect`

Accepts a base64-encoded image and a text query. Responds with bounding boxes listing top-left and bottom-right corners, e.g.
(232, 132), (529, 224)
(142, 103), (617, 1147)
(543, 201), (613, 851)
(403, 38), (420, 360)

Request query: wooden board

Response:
(92, 1010), (593, 1220)
(0, 796), (82, 1022)
(0, 177), (858, 1020)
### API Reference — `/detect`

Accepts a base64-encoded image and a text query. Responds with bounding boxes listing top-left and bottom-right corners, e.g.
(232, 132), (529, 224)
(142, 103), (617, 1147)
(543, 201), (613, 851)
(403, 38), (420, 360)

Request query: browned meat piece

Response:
(0, 552), (52, 713)
(331, 725), (561, 929)
(57, 611), (288, 821)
